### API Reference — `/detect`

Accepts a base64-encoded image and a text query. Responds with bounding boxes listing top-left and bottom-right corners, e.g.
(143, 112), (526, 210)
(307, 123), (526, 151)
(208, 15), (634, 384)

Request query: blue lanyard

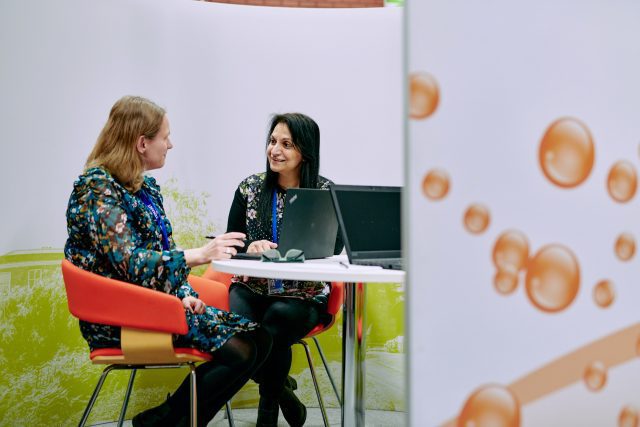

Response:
(271, 189), (279, 244)
(271, 189), (284, 292)
(138, 189), (170, 251)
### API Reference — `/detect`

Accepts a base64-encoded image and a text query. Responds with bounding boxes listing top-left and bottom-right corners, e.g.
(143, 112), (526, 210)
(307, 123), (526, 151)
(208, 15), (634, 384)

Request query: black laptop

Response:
(277, 188), (339, 259)
(234, 188), (339, 260)
(329, 184), (402, 270)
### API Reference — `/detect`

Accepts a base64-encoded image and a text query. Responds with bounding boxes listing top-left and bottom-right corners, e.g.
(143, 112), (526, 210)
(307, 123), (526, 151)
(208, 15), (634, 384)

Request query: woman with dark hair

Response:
(226, 113), (341, 426)
(65, 95), (272, 427)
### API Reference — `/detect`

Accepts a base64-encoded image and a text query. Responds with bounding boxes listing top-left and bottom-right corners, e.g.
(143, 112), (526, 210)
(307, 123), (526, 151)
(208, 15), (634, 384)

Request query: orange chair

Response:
(61, 260), (233, 427)
(203, 265), (343, 427)
(201, 265), (234, 287)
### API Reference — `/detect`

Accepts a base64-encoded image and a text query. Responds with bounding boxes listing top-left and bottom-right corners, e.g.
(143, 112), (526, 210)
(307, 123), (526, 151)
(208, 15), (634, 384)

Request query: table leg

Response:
(342, 281), (367, 426)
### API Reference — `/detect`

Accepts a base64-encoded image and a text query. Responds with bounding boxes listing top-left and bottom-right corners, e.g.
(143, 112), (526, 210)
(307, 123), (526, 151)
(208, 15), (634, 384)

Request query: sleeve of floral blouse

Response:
(175, 281), (199, 300)
(87, 178), (189, 294)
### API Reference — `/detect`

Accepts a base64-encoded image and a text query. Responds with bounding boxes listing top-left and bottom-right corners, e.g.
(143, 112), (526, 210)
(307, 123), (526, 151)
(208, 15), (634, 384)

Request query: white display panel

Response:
(407, 1), (640, 426)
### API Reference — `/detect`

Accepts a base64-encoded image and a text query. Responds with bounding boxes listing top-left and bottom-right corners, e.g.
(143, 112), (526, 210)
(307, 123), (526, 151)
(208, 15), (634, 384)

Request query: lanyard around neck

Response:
(270, 189), (284, 292)
(138, 189), (170, 251)
(271, 189), (279, 244)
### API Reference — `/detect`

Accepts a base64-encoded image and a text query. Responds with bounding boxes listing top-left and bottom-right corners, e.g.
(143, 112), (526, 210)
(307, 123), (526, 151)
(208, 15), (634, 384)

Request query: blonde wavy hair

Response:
(86, 95), (166, 192)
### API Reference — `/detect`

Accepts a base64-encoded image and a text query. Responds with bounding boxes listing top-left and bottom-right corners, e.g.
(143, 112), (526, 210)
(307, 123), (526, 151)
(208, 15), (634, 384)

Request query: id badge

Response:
(268, 279), (284, 295)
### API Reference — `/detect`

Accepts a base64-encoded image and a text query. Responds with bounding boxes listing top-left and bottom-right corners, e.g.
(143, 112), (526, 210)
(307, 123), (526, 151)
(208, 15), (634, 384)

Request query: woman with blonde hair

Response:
(65, 95), (272, 426)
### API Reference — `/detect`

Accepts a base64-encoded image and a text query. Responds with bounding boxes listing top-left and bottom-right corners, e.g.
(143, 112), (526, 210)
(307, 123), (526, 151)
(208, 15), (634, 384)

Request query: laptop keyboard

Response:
(352, 258), (403, 270)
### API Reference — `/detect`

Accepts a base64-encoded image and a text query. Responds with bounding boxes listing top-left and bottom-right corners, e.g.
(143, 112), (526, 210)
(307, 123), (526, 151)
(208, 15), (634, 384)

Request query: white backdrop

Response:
(408, 1), (640, 426)
(0, 0), (402, 254)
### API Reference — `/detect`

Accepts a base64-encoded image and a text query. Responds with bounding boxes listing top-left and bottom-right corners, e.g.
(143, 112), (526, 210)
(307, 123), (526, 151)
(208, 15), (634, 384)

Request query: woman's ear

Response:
(136, 135), (146, 154)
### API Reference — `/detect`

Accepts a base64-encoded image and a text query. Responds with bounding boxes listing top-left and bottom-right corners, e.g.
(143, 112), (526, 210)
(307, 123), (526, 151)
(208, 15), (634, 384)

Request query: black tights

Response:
(229, 285), (322, 398)
(167, 327), (272, 426)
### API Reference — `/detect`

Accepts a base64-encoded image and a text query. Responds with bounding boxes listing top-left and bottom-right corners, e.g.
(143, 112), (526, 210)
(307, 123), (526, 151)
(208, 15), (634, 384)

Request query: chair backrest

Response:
(327, 281), (344, 316)
(202, 264), (234, 287)
(309, 281), (344, 335)
(61, 259), (188, 335)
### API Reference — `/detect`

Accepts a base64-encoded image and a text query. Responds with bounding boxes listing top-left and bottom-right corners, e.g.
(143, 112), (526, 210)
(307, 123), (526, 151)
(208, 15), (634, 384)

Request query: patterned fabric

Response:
(229, 172), (332, 305)
(65, 167), (257, 352)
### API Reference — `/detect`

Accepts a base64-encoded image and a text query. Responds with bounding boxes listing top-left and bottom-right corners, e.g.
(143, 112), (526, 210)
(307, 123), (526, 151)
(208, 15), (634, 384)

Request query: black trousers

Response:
(229, 284), (322, 398)
(167, 327), (272, 426)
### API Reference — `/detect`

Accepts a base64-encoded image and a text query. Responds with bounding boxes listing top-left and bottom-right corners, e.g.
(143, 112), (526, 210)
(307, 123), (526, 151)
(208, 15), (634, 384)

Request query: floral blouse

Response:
(226, 172), (337, 305)
(65, 167), (256, 351)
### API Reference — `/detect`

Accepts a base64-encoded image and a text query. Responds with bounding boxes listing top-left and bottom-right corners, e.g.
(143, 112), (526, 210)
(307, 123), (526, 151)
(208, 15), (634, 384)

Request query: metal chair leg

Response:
(313, 336), (341, 406)
(79, 365), (117, 427)
(117, 369), (136, 427)
(188, 363), (198, 427)
(300, 340), (330, 427)
(225, 401), (235, 427)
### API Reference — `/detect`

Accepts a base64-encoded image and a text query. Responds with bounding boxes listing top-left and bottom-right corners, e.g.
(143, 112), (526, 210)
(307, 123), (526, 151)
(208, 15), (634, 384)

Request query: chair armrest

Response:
(188, 274), (230, 311)
(61, 260), (188, 335)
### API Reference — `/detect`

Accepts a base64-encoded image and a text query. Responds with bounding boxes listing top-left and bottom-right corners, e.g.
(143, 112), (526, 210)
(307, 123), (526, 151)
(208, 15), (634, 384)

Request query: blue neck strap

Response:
(271, 189), (279, 244)
(271, 189), (284, 291)
(139, 189), (170, 251)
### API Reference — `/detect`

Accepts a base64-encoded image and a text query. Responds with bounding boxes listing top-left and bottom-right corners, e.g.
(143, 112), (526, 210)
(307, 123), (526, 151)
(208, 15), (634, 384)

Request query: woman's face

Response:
(267, 122), (303, 177)
(141, 114), (173, 171)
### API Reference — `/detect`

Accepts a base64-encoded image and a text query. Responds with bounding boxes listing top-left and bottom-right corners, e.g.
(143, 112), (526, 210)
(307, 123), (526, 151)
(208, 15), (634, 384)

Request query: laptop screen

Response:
(330, 185), (401, 260)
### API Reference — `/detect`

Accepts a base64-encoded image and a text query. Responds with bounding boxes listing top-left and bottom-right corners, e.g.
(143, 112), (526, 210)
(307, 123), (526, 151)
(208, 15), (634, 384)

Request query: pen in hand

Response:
(206, 235), (247, 243)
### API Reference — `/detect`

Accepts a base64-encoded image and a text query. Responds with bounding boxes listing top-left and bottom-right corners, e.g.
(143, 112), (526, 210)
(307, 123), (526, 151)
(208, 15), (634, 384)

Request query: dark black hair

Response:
(257, 113), (321, 228)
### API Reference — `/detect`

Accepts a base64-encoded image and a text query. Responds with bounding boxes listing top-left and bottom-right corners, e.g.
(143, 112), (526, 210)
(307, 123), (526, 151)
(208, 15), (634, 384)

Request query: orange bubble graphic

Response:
(494, 268), (518, 295)
(422, 169), (450, 200)
(615, 232), (636, 261)
(607, 161), (637, 202)
(492, 230), (530, 273)
(409, 72), (440, 120)
(525, 244), (580, 313)
(539, 117), (595, 188)
(457, 384), (520, 427)
(583, 361), (607, 391)
(464, 204), (491, 234)
(619, 405), (639, 427)
(593, 280), (615, 308)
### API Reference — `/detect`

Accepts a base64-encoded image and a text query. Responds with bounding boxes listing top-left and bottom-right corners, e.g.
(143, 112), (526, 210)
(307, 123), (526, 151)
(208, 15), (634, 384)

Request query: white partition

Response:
(407, 1), (640, 426)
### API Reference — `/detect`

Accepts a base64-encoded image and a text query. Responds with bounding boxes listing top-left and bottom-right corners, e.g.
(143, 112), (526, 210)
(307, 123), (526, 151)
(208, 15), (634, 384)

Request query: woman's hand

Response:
(182, 296), (206, 314)
(247, 239), (278, 253)
(184, 232), (246, 266)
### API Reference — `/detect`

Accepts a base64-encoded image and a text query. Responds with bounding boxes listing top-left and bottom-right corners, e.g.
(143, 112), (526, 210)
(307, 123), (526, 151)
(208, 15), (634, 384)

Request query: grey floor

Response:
(210, 407), (405, 426)
(101, 407), (405, 426)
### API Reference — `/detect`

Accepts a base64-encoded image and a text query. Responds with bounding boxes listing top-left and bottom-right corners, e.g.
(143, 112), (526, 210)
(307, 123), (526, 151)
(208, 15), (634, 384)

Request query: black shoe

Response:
(280, 376), (307, 427)
(257, 395), (280, 427)
(131, 401), (173, 427)
(285, 375), (298, 391)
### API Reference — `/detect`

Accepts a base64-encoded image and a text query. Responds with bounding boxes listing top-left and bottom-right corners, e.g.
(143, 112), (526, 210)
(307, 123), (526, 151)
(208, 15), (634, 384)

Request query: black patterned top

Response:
(226, 172), (339, 305)
(65, 167), (256, 351)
